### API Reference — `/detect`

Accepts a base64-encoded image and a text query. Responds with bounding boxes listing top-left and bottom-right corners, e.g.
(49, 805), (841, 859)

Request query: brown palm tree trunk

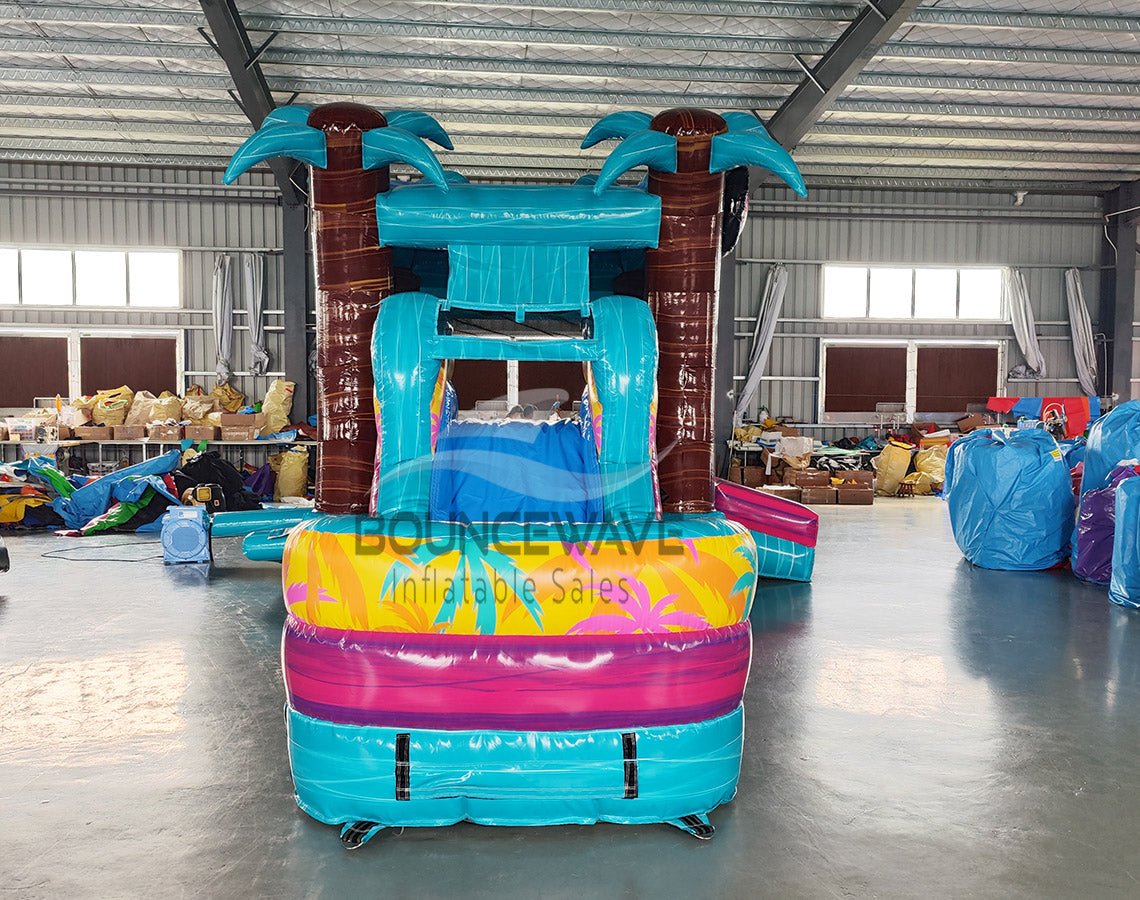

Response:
(306, 103), (391, 514)
(645, 108), (728, 514)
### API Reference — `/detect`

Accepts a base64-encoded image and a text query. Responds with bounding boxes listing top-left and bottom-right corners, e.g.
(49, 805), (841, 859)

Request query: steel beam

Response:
(198, 0), (298, 203)
(6, 33), (1140, 71)
(714, 252), (738, 476)
(5, 3), (1139, 33)
(766, 0), (921, 151)
(7, 60), (1138, 99)
(1, 66), (1140, 118)
(281, 200), (312, 418)
(1104, 182), (1140, 399)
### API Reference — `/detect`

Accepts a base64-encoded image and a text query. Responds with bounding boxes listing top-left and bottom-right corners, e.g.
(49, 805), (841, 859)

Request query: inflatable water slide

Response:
(222, 103), (812, 847)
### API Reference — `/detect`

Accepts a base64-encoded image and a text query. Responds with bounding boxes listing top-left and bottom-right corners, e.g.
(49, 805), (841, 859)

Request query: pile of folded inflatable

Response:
(944, 400), (1140, 609)
(0, 450), (263, 534)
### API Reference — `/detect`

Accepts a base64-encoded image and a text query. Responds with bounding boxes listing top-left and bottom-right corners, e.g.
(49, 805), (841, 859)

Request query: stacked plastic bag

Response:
(1073, 462), (1140, 584)
(1110, 478), (1140, 609)
(1074, 400), (1140, 571)
(944, 428), (1074, 570)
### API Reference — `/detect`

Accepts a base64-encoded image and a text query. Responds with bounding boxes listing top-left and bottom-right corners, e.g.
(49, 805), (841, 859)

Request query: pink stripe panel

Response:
(714, 478), (819, 547)
(283, 617), (751, 731)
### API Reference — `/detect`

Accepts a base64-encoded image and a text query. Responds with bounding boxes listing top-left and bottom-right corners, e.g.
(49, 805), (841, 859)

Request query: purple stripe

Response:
(283, 618), (751, 731)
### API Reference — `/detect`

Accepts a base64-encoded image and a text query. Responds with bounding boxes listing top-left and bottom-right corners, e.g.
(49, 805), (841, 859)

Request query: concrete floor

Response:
(3, 498), (1140, 898)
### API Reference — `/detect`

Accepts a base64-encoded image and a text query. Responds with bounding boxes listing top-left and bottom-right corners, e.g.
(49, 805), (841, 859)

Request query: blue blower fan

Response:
(161, 507), (212, 565)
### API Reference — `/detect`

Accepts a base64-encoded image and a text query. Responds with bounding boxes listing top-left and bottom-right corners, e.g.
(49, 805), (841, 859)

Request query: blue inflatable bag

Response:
(1082, 401), (1140, 497)
(1110, 477), (1140, 610)
(944, 429), (1074, 570)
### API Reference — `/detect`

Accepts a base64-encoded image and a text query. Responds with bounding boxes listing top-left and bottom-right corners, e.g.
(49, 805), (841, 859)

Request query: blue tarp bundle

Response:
(430, 419), (603, 524)
(52, 450), (181, 530)
(1110, 477), (1140, 610)
(1074, 401), (1140, 569)
(944, 429), (1074, 570)
(1081, 401), (1140, 497)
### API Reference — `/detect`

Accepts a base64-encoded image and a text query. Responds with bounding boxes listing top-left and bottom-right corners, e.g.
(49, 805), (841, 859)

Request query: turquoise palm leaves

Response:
(710, 113), (807, 197)
(581, 111), (677, 196)
(581, 109), (807, 198)
(223, 105), (454, 189)
(409, 538), (544, 635)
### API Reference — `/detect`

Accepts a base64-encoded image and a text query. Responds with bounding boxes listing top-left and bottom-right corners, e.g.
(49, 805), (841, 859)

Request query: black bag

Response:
(178, 451), (261, 512)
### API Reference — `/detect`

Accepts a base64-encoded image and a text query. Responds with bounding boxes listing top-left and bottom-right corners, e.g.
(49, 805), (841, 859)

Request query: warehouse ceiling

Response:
(0, 0), (1136, 191)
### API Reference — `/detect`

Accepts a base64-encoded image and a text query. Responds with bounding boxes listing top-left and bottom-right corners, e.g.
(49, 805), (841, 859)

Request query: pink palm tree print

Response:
(564, 542), (709, 634)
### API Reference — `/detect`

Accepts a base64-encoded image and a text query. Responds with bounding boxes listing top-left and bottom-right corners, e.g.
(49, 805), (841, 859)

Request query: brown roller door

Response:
(824, 346), (907, 413)
(80, 336), (178, 395)
(450, 359), (507, 409)
(916, 346), (998, 413)
(518, 361), (586, 410)
(0, 335), (69, 406)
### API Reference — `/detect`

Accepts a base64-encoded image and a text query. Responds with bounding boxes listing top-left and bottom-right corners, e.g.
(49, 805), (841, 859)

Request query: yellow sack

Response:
(185, 383), (207, 397)
(92, 386), (134, 426)
(902, 471), (934, 495)
(269, 445), (309, 500)
(873, 440), (913, 496)
(150, 394), (184, 423)
(124, 390), (157, 426)
(262, 379), (296, 435)
(915, 445), (948, 488)
(211, 382), (246, 413)
(182, 394), (219, 425)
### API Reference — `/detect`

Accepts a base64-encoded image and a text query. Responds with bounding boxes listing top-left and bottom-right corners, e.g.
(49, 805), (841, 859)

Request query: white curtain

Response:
(733, 263), (788, 426)
(241, 253), (269, 375)
(1065, 267), (1098, 397)
(212, 254), (234, 384)
(1004, 267), (1047, 379)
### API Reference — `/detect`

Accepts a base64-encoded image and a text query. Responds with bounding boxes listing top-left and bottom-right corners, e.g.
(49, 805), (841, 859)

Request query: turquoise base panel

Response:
(287, 706), (743, 828)
(752, 530), (816, 582)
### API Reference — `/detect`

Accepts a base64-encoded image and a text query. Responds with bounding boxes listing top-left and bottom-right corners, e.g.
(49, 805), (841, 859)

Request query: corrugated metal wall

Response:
(0, 165), (1113, 437)
(0, 162), (286, 404)
(733, 186), (1107, 435)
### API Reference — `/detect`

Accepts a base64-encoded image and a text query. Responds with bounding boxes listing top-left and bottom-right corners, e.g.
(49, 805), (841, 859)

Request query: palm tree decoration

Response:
(583, 109), (806, 514)
(224, 103), (452, 514)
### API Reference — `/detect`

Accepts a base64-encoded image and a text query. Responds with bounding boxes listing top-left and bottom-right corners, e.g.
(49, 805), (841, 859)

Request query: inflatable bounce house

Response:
(223, 103), (813, 848)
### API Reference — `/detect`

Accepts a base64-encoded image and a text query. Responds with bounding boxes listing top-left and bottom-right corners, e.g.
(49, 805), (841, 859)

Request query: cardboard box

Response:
(836, 485), (874, 505)
(799, 486), (837, 505)
(113, 425), (146, 440)
(57, 425), (72, 440)
(787, 469), (829, 487)
(75, 425), (112, 440)
(220, 411), (266, 428)
(834, 470), (874, 486)
(147, 424), (183, 442)
(741, 466), (767, 488)
(956, 413), (989, 434)
(184, 425), (219, 441)
(220, 426), (258, 441)
(759, 484), (802, 503)
(773, 424), (800, 437)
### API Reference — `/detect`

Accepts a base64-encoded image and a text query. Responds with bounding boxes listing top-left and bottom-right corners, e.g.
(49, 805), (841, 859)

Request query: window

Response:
(75, 251), (127, 306)
(822, 265), (1004, 320)
(0, 247), (181, 307)
(0, 249), (18, 305)
(958, 268), (1003, 320)
(128, 251), (180, 308)
(869, 267), (912, 318)
(22, 249), (73, 305)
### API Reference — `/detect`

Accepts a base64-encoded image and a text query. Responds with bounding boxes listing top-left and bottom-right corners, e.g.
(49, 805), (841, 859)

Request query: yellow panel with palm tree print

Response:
(282, 515), (758, 635)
